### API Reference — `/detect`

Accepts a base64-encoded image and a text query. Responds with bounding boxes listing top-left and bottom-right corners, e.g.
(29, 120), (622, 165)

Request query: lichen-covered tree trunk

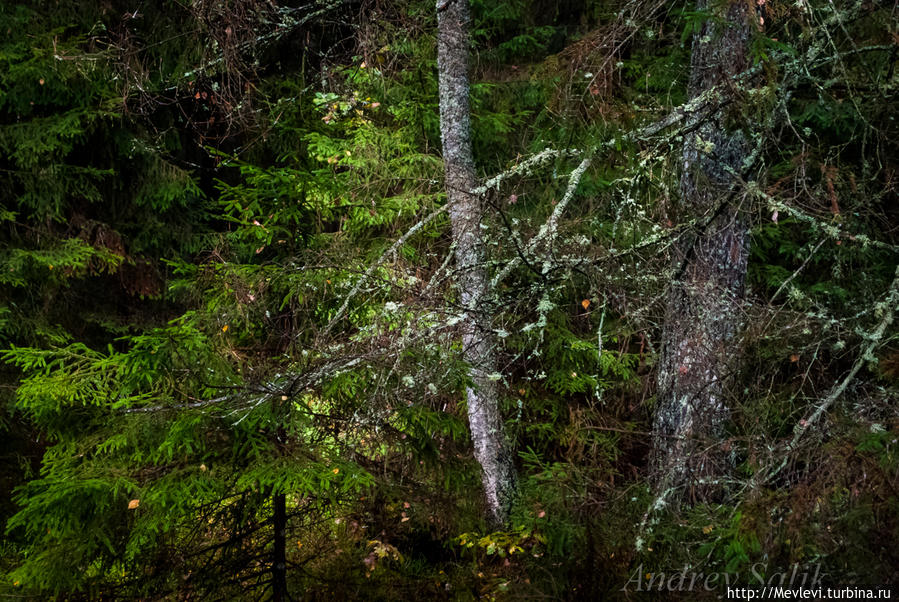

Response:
(651, 0), (752, 504)
(436, 0), (516, 525)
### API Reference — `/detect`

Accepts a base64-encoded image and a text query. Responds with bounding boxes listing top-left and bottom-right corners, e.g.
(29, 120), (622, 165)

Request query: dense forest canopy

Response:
(1, 0), (897, 599)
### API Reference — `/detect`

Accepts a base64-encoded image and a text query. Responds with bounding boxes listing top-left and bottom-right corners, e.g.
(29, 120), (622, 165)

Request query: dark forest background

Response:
(1, 0), (897, 599)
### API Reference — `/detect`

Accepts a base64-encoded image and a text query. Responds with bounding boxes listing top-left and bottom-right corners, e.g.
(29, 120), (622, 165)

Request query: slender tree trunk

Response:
(651, 0), (753, 504)
(436, 0), (516, 526)
(272, 492), (288, 601)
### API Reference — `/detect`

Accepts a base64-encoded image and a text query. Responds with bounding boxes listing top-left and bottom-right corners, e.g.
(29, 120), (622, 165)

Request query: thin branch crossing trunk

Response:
(436, 0), (516, 525)
(651, 0), (753, 506)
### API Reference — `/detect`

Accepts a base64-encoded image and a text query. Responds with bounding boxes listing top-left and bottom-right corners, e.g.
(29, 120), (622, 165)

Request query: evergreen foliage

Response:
(1, 0), (896, 598)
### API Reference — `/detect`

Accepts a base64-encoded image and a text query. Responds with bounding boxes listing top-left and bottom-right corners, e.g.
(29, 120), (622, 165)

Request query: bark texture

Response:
(652, 0), (753, 504)
(436, 0), (516, 525)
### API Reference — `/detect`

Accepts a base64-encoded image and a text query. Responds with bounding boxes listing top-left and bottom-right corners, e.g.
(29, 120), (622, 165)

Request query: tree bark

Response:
(436, 0), (516, 526)
(272, 492), (288, 601)
(651, 0), (753, 505)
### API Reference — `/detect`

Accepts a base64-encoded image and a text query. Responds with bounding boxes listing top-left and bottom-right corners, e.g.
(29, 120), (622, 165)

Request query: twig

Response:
(756, 265), (899, 487)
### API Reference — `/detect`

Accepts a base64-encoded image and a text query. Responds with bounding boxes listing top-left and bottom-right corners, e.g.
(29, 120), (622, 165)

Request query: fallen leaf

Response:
(128, 499), (140, 510)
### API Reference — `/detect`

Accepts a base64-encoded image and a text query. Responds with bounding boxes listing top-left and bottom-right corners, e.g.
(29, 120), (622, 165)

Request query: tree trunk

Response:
(436, 0), (516, 526)
(651, 0), (753, 505)
(272, 492), (288, 601)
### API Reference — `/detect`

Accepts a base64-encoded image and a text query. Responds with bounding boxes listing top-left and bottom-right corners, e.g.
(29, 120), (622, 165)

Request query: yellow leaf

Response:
(222, 325), (229, 332)
(128, 499), (140, 509)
